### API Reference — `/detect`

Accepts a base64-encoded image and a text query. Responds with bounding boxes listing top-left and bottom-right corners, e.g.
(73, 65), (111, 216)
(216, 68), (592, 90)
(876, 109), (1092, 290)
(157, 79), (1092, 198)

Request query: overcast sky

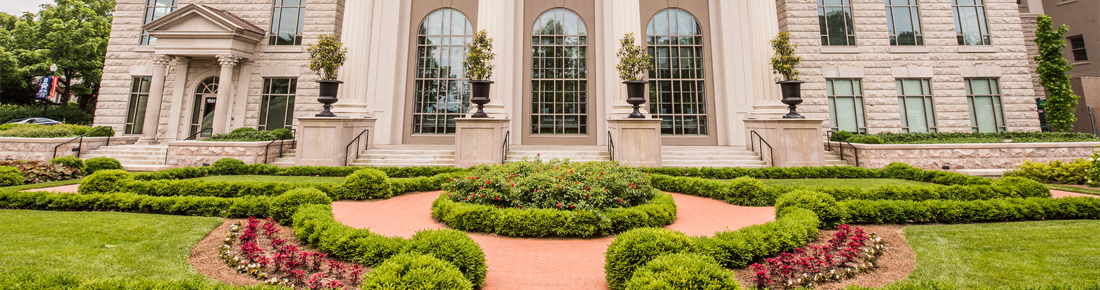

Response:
(0, 0), (52, 16)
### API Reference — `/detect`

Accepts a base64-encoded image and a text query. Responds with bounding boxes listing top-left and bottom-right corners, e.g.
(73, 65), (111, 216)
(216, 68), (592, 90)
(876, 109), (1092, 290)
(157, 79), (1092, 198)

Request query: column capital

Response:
(216, 54), (242, 67)
(150, 54), (174, 67)
(170, 56), (190, 66)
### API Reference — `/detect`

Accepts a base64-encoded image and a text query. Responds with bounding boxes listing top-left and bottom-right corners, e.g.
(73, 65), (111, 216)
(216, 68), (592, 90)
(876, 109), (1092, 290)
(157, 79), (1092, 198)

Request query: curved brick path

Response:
(332, 192), (776, 290)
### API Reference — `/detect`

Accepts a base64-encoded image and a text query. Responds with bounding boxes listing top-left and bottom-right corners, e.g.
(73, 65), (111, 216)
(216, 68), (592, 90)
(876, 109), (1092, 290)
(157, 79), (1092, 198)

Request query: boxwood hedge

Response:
(624, 253), (739, 290)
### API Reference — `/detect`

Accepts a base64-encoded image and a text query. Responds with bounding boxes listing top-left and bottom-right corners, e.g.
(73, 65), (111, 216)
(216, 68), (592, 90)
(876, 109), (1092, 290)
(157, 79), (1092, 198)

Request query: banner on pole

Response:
(48, 77), (59, 102)
(36, 77), (51, 99)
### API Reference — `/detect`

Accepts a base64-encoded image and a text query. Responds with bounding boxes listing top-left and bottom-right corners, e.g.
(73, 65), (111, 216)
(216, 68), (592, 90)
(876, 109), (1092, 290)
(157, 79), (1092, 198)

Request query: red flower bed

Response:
(219, 217), (364, 289)
(749, 224), (886, 289)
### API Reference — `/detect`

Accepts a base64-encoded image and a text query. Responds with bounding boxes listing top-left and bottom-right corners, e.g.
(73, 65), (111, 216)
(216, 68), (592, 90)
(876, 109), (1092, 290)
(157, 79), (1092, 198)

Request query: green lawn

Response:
(193, 175), (346, 184)
(0, 178), (82, 191)
(902, 220), (1100, 288)
(1046, 184), (1100, 197)
(0, 210), (222, 281)
(759, 178), (933, 188)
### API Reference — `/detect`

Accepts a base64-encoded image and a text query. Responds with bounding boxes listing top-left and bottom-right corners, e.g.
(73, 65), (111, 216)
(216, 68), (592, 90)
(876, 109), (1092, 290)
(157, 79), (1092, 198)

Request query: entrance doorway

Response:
(189, 77), (219, 138)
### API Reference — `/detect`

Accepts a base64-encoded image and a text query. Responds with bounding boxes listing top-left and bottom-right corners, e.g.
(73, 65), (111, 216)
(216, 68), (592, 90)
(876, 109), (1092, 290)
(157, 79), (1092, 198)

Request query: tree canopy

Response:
(1034, 14), (1079, 132)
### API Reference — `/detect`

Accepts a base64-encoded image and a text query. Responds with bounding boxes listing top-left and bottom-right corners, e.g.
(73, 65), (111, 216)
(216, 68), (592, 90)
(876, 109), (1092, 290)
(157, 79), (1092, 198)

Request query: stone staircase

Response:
(272, 149), (296, 167)
(505, 145), (611, 163)
(83, 144), (169, 172)
(349, 145), (455, 167)
(660, 146), (769, 168)
(824, 150), (849, 166)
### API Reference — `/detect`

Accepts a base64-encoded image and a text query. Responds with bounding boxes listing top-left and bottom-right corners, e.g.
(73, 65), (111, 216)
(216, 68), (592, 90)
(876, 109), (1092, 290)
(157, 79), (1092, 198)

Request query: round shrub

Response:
(726, 176), (768, 206)
(995, 176), (1051, 198)
(84, 157), (121, 174)
(624, 253), (739, 290)
(361, 253), (473, 290)
(77, 169), (132, 194)
(0, 166), (24, 186)
(211, 158), (246, 175)
(49, 156), (85, 172)
(270, 128), (293, 140)
(344, 168), (393, 200)
(604, 227), (696, 290)
(830, 130), (854, 141)
(446, 159), (655, 211)
(882, 162), (920, 180)
(847, 135), (883, 144)
(775, 190), (846, 228)
(270, 187), (333, 224)
(404, 229), (487, 287)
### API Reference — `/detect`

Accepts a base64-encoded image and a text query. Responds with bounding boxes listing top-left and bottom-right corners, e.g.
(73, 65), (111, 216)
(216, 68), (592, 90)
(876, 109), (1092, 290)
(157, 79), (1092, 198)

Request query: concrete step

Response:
(83, 154), (166, 162)
(349, 159), (455, 166)
(122, 164), (171, 172)
(359, 154), (456, 160)
(662, 155), (764, 161)
(85, 150), (167, 156)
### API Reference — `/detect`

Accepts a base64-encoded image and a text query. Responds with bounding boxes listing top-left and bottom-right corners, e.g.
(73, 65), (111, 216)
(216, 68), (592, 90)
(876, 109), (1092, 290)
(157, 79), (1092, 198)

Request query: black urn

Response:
(316, 80), (343, 117)
(778, 80), (806, 119)
(469, 80), (494, 118)
(623, 81), (648, 118)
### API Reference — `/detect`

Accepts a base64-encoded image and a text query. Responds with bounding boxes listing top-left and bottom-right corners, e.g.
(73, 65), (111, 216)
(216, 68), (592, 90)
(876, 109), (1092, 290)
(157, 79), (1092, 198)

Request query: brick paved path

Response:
(1051, 189), (1097, 198)
(332, 192), (776, 290)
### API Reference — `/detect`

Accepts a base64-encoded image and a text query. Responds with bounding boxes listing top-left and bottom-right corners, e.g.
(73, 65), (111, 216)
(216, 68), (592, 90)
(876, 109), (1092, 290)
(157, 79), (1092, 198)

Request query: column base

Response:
(743, 118), (826, 167)
(330, 102), (373, 118)
(294, 117), (377, 166)
(469, 103), (509, 119)
(748, 101), (791, 119)
(607, 119), (662, 167)
(454, 118), (511, 168)
(609, 102), (650, 119)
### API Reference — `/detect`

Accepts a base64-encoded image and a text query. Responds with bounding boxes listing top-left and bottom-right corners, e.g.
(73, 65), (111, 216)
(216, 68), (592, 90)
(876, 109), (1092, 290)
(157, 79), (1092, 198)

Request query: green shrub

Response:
(447, 159), (655, 211)
(361, 253), (473, 290)
(624, 253), (740, 290)
(0, 166), (24, 187)
(211, 158), (247, 175)
(641, 166), (881, 180)
(404, 229), (487, 287)
(231, 127), (257, 134)
(133, 166), (210, 180)
(695, 208), (820, 268)
(0, 191), (269, 218)
(1005, 159), (1092, 185)
(272, 165), (466, 178)
(775, 190), (846, 228)
(830, 130), (854, 141)
(0, 125), (73, 138)
(604, 228), (696, 290)
(84, 157), (122, 174)
(291, 204), (407, 266)
(203, 128), (285, 142)
(871, 131), (1099, 144)
(881, 162), (990, 185)
(847, 135), (883, 144)
(344, 168), (393, 199)
(727, 176), (770, 206)
(112, 178), (343, 198)
(49, 156), (84, 172)
(0, 160), (82, 183)
(269, 187), (333, 224)
(270, 128), (293, 140)
(77, 169), (132, 194)
(842, 197), (1100, 224)
(994, 176), (1051, 198)
(245, 163), (280, 175)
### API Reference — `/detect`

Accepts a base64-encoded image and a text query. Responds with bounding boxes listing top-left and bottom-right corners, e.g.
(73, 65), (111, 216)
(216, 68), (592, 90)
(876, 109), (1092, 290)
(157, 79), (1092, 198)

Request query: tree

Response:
(1035, 14), (1079, 132)
(35, 0), (115, 108)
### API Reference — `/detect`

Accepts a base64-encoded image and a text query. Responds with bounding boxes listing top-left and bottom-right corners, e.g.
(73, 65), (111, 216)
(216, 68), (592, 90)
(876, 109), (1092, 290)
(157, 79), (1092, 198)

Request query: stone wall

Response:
(826, 141), (1099, 170)
(1020, 14), (1045, 100)
(0, 136), (139, 162)
(165, 140), (294, 167)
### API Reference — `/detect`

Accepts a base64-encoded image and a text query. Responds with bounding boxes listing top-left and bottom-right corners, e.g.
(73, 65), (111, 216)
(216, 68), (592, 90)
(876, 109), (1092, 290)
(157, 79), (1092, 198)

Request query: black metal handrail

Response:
(344, 129), (370, 166)
(500, 131), (510, 164)
(52, 126), (111, 159)
(185, 127), (212, 141)
(749, 130), (774, 167)
(607, 131), (615, 162)
(825, 131), (859, 167)
(264, 128), (299, 163)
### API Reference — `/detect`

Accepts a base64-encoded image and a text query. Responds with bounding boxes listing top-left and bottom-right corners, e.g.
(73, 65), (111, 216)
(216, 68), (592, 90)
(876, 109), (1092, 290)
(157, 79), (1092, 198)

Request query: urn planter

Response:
(778, 80), (805, 119)
(316, 80), (343, 117)
(470, 80), (494, 118)
(623, 80), (648, 118)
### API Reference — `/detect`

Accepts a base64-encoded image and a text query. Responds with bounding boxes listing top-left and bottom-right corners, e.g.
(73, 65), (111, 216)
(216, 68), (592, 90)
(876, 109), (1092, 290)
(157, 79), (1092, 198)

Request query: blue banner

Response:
(36, 77), (51, 99)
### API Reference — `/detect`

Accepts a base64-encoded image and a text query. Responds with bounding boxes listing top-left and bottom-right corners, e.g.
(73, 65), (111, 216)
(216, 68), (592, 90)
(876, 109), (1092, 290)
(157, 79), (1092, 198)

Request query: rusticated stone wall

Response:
(827, 141), (1099, 170)
(0, 137), (139, 162)
(165, 140), (294, 167)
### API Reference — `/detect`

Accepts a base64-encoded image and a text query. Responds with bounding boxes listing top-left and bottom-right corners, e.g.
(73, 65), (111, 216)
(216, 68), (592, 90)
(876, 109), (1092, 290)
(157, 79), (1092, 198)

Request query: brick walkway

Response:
(21, 184), (80, 193)
(1051, 189), (1097, 198)
(332, 192), (776, 290)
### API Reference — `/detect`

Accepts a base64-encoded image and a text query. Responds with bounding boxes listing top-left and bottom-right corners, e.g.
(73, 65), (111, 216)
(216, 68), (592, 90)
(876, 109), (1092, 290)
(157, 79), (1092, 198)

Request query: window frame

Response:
(529, 8), (590, 136)
(965, 78), (1007, 133)
(140, 0), (179, 45)
(885, 0), (925, 46)
(269, 0), (308, 46)
(258, 78), (298, 131)
(817, 0), (857, 46)
(1068, 35), (1089, 62)
(410, 8), (475, 135)
(951, 0), (992, 46)
(895, 79), (938, 133)
(125, 77), (154, 135)
(646, 8), (708, 136)
(826, 79), (868, 134)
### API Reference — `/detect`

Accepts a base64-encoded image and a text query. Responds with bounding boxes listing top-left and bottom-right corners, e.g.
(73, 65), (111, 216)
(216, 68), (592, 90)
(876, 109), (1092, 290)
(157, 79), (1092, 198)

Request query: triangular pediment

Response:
(144, 4), (265, 37)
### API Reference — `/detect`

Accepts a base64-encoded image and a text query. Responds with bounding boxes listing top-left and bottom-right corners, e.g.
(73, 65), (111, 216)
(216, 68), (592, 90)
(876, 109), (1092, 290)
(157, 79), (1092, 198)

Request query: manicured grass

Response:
(902, 220), (1100, 288)
(0, 178), (82, 191)
(1046, 184), (1100, 196)
(193, 175), (346, 184)
(0, 210), (223, 281)
(759, 178), (933, 188)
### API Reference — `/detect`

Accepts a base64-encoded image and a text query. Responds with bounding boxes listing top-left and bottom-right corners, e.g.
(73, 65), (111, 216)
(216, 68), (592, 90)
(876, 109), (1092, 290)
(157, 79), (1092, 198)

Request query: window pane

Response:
(646, 9), (707, 136)
(905, 97), (929, 132)
(413, 9), (473, 135)
(531, 9), (589, 135)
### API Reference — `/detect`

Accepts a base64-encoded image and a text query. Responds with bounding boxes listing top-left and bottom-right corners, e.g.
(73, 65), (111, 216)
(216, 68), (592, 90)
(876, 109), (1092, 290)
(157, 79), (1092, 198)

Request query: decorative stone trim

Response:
(825, 141), (1100, 170)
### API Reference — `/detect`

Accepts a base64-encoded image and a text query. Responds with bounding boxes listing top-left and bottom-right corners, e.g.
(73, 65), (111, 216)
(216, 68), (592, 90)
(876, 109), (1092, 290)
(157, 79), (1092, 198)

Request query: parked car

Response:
(4, 118), (62, 125)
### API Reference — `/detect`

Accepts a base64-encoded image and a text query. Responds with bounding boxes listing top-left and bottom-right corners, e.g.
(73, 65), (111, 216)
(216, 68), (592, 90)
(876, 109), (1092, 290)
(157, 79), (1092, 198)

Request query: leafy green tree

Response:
(1035, 14), (1079, 132)
(36, 0), (115, 107)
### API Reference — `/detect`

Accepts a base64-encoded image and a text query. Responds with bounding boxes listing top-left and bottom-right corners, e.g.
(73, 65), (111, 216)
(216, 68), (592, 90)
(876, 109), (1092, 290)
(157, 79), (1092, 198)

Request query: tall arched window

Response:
(647, 9), (706, 135)
(412, 9), (473, 134)
(531, 8), (588, 135)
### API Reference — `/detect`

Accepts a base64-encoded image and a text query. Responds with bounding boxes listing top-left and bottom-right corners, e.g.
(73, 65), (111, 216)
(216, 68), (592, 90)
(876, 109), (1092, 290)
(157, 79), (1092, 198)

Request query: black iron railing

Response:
(607, 131), (615, 162)
(52, 126), (111, 159)
(263, 128), (299, 164)
(749, 130), (774, 167)
(344, 129), (370, 166)
(500, 131), (510, 164)
(825, 131), (859, 167)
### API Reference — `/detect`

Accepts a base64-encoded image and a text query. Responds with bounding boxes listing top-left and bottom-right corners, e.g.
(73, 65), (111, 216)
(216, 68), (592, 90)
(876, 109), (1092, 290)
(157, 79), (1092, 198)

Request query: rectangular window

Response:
(259, 78), (297, 131)
(817, 0), (856, 46)
(965, 78), (1006, 133)
(952, 0), (991, 45)
(885, 0), (924, 46)
(140, 0), (178, 45)
(270, 0), (307, 46)
(827, 79), (867, 133)
(125, 77), (153, 135)
(1069, 35), (1089, 62)
(896, 79), (937, 133)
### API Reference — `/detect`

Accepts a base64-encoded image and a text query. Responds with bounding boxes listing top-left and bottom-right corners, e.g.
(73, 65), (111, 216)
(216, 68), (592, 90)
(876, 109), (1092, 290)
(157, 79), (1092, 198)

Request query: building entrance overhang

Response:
(143, 4), (265, 59)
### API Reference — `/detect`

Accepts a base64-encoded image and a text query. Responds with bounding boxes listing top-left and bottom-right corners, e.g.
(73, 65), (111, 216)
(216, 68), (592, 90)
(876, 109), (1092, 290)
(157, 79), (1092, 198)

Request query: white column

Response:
(214, 54), (241, 135)
(231, 60), (253, 129)
(748, 0), (787, 118)
(165, 57), (190, 141)
(364, 0), (405, 143)
(600, 0), (644, 120)
(138, 54), (172, 143)
(475, 0), (516, 119)
(332, 0), (374, 117)
(709, 0), (756, 146)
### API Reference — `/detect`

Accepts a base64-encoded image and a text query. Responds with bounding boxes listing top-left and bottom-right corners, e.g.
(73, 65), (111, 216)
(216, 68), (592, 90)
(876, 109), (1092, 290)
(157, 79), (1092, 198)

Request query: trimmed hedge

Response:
(604, 228), (697, 290)
(650, 175), (773, 206)
(274, 165), (466, 178)
(431, 191), (677, 237)
(48, 156), (84, 172)
(842, 196), (1100, 224)
(269, 187), (332, 224)
(880, 162), (990, 185)
(640, 166), (881, 180)
(767, 176), (1049, 202)
(0, 166), (24, 187)
(77, 169), (131, 194)
(84, 157), (122, 174)
(624, 253), (740, 290)
(344, 168), (393, 199)
(695, 208), (820, 268)
(0, 190), (272, 218)
(775, 190), (846, 228)
(361, 253), (473, 290)
(1005, 158), (1093, 185)
(404, 229), (487, 287)
(211, 158), (247, 175)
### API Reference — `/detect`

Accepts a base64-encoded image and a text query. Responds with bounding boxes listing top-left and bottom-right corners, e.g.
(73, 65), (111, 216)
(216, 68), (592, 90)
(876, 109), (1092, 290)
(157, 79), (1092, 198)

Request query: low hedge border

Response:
(0, 190), (274, 218)
(132, 164), (466, 181)
(841, 196), (1100, 224)
(430, 191), (677, 238)
(767, 176), (1050, 202)
(642, 162), (990, 186)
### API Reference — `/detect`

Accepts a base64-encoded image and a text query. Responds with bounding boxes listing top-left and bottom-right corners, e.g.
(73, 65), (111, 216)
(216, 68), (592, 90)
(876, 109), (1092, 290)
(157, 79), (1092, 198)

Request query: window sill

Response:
(135, 45), (155, 53)
(957, 46), (997, 53)
(263, 46), (304, 53)
(889, 46), (929, 54)
(1072, 61), (1091, 66)
(820, 46), (860, 54)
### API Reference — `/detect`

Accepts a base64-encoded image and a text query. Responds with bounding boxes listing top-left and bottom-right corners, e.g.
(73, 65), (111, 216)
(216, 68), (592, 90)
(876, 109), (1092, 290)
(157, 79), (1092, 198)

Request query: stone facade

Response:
(828, 141), (1099, 170)
(165, 140), (293, 167)
(0, 137), (139, 162)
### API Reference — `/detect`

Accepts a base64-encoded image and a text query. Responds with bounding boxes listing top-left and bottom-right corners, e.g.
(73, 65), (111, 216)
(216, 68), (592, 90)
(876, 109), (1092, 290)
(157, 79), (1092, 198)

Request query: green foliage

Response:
(0, 160), (81, 183)
(695, 208), (819, 268)
(604, 228), (696, 290)
(639, 166), (881, 180)
(307, 33), (347, 80)
(463, 30), (495, 81)
(615, 33), (652, 81)
(210, 158), (246, 175)
(344, 168), (393, 199)
(267, 187), (332, 224)
(770, 31), (801, 81)
(1035, 14), (1079, 132)
(0, 166), (24, 186)
(273, 165), (465, 178)
(446, 159), (655, 211)
(649, 175), (774, 207)
(846, 135), (883, 144)
(0, 104), (93, 125)
(361, 253), (473, 290)
(881, 162), (990, 185)
(131, 166), (210, 180)
(0, 124), (112, 138)
(83, 156), (121, 174)
(842, 197), (1100, 224)
(775, 190), (846, 228)
(1005, 158), (1092, 185)
(291, 204), (406, 266)
(624, 253), (740, 290)
(270, 128), (293, 140)
(48, 156), (83, 171)
(830, 130), (854, 141)
(202, 129), (289, 141)
(0, 191), (271, 218)
(404, 229), (487, 287)
(862, 131), (1099, 144)
(76, 169), (130, 194)
(230, 127), (256, 134)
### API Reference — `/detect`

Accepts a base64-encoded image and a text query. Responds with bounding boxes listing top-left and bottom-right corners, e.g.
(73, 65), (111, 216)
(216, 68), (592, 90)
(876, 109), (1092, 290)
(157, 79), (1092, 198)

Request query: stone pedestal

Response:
(607, 119), (662, 167)
(294, 117), (376, 166)
(743, 118), (826, 167)
(454, 118), (511, 168)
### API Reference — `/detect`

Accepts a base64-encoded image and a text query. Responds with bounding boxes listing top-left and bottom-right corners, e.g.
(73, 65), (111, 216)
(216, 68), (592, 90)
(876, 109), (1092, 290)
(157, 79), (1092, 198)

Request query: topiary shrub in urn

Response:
(616, 33), (653, 118)
(307, 33), (348, 117)
(771, 31), (805, 119)
(464, 30), (496, 118)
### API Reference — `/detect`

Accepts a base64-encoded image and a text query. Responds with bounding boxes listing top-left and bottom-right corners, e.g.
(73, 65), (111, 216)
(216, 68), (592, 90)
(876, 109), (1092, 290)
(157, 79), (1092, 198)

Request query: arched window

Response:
(531, 8), (588, 135)
(412, 9), (474, 135)
(647, 9), (706, 135)
(190, 77), (219, 137)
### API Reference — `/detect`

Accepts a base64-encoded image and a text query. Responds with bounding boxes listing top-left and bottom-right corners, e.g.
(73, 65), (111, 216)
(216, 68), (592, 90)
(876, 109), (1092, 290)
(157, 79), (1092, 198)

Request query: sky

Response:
(0, 0), (52, 16)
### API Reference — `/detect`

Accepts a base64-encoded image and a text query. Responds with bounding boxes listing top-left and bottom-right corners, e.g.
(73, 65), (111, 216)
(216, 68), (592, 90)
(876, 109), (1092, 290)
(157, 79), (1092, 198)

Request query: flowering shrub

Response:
(0, 160), (81, 184)
(748, 224), (886, 289)
(217, 217), (364, 289)
(445, 157), (656, 210)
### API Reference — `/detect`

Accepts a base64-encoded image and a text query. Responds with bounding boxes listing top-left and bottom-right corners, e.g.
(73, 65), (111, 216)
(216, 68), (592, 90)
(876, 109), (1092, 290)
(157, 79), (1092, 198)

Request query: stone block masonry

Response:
(165, 140), (294, 167)
(0, 137), (139, 162)
(828, 141), (1100, 170)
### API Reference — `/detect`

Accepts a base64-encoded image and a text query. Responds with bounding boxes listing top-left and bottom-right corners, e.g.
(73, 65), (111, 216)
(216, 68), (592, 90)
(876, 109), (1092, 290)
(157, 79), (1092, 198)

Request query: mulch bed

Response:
(732, 224), (916, 290)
